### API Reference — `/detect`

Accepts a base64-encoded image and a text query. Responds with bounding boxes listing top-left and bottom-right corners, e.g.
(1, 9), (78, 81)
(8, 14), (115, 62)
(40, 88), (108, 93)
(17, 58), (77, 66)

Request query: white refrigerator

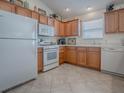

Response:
(0, 10), (37, 91)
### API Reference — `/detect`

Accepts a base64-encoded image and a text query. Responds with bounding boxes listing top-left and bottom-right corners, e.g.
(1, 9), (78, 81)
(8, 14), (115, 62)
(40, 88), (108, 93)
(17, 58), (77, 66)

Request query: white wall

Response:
(22, 0), (53, 16)
(65, 4), (124, 46)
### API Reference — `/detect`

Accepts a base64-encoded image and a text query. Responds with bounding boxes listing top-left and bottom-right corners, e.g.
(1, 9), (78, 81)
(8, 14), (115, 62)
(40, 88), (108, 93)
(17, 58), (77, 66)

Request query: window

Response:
(82, 18), (104, 39)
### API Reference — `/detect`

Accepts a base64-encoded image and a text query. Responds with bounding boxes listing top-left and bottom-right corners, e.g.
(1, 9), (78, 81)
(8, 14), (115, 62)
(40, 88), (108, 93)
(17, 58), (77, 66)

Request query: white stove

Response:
(42, 45), (59, 71)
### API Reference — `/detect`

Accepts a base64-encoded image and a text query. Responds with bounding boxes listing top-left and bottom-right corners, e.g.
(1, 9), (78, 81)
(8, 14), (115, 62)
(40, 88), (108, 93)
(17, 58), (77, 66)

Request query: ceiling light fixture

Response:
(87, 7), (92, 11)
(65, 8), (71, 12)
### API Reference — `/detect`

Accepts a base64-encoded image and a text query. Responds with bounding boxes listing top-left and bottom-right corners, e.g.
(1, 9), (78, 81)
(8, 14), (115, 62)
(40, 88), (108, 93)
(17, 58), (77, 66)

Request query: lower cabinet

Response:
(65, 47), (77, 64)
(64, 47), (101, 71)
(38, 48), (43, 73)
(77, 47), (87, 66)
(87, 51), (100, 70)
(59, 47), (65, 65)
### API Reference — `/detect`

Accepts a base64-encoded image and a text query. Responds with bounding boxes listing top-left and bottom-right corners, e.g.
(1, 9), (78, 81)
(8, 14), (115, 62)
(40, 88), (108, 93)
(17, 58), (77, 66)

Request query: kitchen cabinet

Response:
(16, 6), (32, 17)
(59, 22), (65, 36)
(71, 20), (79, 36)
(87, 48), (101, 70)
(0, 1), (15, 13)
(65, 47), (76, 64)
(48, 17), (54, 26)
(39, 15), (48, 24)
(77, 47), (87, 66)
(65, 22), (72, 36)
(65, 19), (79, 36)
(118, 9), (124, 32)
(32, 11), (39, 21)
(105, 11), (118, 33)
(38, 48), (43, 73)
(59, 47), (65, 65)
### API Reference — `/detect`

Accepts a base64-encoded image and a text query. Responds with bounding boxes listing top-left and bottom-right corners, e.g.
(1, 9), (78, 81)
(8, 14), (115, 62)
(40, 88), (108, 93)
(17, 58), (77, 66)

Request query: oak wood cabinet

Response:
(32, 11), (39, 21)
(71, 20), (79, 36)
(0, 1), (15, 13)
(87, 48), (101, 70)
(105, 11), (118, 33)
(65, 19), (79, 36)
(65, 22), (72, 36)
(118, 9), (124, 32)
(38, 48), (43, 73)
(39, 15), (48, 24)
(59, 47), (65, 65)
(16, 6), (32, 17)
(65, 47), (76, 64)
(77, 47), (87, 66)
(48, 17), (54, 26)
(59, 22), (65, 36)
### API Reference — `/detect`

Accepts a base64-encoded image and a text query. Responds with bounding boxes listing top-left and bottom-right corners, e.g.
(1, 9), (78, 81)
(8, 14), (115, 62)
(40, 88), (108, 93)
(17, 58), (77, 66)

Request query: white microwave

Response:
(39, 24), (55, 36)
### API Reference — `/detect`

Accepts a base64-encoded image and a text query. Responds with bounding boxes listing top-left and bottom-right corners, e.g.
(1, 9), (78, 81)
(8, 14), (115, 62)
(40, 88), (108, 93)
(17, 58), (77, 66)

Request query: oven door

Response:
(43, 49), (59, 66)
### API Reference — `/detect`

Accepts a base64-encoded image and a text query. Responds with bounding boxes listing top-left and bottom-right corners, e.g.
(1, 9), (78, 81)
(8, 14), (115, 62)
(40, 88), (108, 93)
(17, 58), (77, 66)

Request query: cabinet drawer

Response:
(87, 47), (100, 52)
(77, 47), (86, 51)
(66, 46), (76, 50)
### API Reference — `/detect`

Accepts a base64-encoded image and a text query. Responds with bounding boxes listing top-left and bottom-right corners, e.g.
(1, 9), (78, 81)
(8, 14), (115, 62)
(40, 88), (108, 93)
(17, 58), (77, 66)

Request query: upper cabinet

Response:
(59, 22), (65, 37)
(65, 19), (80, 36)
(39, 15), (48, 24)
(32, 11), (39, 21)
(0, 1), (15, 13)
(105, 8), (124, 33)
(16, 6), (32, 17)
(118, 9), (124, 32)
(105, 11), (118, 33)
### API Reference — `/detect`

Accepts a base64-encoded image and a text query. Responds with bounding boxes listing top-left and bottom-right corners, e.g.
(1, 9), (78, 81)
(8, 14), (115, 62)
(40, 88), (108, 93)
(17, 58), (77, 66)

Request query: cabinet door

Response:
(59, 22), (65, 36)
(87, 51), (100, 70)
(32, 11), (39, 21)
(38, 48), (43, 72)
(54, 19), (60, 36)
(65, 47), (76, 64)
(118, 9), (124, 32)
(71, 20), (79, 36)
(77, 48), (86, 66)
(48, 17), (54, 26)
(39, 15), (48, 24)
(16, 6), (31, 17)
(59, 47), (65, 65)
(105, 12), (118, 33)
(0, 1), (15, 13)
(65, 22), (71, 36)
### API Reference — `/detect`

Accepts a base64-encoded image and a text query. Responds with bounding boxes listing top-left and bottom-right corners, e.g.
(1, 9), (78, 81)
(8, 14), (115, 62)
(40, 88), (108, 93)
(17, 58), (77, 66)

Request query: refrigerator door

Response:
(0, 39), (37, 91)
(0, 10), (37, 39)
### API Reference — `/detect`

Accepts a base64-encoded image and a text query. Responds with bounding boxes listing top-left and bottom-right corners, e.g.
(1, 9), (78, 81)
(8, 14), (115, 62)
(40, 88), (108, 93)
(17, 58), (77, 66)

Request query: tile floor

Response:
(6, 64), (124, 93)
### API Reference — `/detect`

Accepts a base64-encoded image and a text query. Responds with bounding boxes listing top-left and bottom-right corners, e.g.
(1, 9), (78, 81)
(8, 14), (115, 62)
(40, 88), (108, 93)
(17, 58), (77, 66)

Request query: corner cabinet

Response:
(105, 8), (124, 33)
(32, 11), (39, 21)
(65, 19), (80, 36)
(0, 1), (15, 13)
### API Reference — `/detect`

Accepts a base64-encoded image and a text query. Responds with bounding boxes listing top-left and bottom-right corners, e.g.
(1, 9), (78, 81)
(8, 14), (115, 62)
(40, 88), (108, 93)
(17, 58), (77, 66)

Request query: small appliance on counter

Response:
(57, 38), (66, 45)
(67, 38), (76, 45)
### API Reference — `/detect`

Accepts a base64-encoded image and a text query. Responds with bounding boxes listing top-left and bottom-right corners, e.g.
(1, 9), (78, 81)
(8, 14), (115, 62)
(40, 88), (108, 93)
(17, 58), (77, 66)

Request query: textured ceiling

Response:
(41, 0), (124, 18)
